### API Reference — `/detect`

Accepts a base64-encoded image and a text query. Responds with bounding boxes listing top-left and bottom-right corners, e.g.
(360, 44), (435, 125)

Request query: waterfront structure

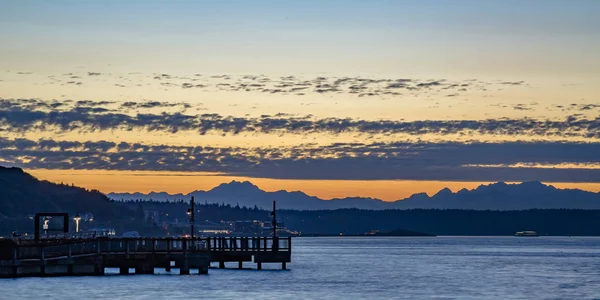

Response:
(0, 202), (291, 278)
(0, 235), (291, 278)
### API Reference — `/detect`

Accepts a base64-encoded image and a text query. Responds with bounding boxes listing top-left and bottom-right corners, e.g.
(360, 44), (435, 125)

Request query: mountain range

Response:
(108, 180), (600, 211)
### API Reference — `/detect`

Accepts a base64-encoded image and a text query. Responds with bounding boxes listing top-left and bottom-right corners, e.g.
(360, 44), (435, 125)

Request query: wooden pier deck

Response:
(0, 236), (291, 278)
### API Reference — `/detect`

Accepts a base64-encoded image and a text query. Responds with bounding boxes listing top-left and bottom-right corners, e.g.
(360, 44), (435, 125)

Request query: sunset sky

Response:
(1, 0), (599, 200)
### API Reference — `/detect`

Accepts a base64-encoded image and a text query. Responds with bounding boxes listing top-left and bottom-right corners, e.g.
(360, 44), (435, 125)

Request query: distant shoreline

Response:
(296, 235), (600, 238)
(299, 234), (436, 237)
(300, 229), (436, 237)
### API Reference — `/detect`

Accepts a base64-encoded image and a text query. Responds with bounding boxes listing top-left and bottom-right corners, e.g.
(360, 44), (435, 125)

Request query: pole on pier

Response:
(188, 196), (195, 239)
(271, 200), (277, 238)
(120, 266), (129, 275)
(271, 200), (279, 252)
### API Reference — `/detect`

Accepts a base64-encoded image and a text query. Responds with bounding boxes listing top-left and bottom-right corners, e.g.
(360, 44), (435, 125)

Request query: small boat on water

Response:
(515, 231), (538, 237)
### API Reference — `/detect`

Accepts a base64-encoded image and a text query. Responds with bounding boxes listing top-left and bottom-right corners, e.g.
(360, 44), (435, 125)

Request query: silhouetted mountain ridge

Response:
(108, 179), (600, 210)
(0, 166), (124, 219)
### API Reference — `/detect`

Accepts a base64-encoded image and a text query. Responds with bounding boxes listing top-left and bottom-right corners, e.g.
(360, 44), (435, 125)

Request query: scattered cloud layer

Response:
(1, 138), (599, 182)
(2, 71), (599, 185)
(1, 98), (598, 139)
(10, 70), (523, 98)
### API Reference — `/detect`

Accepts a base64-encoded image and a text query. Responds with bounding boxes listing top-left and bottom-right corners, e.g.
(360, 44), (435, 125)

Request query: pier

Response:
(0, 236), (291, 278)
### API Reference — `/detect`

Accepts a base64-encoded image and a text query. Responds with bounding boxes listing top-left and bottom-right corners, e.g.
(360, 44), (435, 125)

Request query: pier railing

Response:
(205, 236), (291, 252)
(11, 236), (291, 261)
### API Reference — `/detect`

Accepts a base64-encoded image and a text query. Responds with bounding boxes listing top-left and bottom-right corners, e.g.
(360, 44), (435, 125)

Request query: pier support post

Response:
(40, 246), (46, 275)
(136, 265), (154, 275)
(95, 264), (105, 275)
(219, 261), (225, 269)
(12, 247), (18, 277)
(257, 262), (262, 270)
(282, 262), (287, 270)
(66, 244), (74, 275)
(180, 239), (190, 275)
(199, 266), (208, 275)
(238, 261), (243, 269)
(180, 263), (190, 275)
(119, 267), (129, 275)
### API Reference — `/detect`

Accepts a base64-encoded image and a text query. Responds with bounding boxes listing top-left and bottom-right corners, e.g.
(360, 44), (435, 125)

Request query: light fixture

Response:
(73, 213), (82, 233)
(43, 216), (51, 235)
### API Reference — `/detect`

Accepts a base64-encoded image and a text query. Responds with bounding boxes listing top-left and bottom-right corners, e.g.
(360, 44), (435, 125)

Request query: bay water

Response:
(2, 237), (600, 299)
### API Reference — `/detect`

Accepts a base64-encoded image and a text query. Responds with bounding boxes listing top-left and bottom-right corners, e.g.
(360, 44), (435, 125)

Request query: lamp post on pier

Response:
(43, 216), (51, 237)
(73, 213), (81, 233)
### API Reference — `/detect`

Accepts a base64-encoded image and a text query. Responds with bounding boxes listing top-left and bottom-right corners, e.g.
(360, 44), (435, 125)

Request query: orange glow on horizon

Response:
(27, 169), (600, 201)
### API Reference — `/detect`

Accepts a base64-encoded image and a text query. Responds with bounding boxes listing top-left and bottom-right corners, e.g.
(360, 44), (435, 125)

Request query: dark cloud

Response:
(27, 70), (535, 98)
(1, 138), (599, 182)
(0, 99), (599, 138)
(72, 107), (110, 114)
(0, 99), (67, 111)
(182, 83), (205, 89)
(120, 101), (191, 110)
(555, 103), (600, 112)
(153, 74), (172, 80)
(513, 104), (531, 111)
(75, 100), (114, 107)
(499, 81), (525, 85)
(416, 81), (443, 88)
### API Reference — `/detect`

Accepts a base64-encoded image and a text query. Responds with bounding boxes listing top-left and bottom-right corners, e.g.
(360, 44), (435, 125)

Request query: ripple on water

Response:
(2, 237), (600, 300)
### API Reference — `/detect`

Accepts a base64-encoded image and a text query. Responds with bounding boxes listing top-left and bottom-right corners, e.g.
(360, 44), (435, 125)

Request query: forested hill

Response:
(0, 166), (123, 218)
(121, 200), (600, 236)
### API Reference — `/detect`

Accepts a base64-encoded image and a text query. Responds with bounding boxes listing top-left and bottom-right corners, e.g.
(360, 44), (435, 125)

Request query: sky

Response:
(0, 0), (599, 200)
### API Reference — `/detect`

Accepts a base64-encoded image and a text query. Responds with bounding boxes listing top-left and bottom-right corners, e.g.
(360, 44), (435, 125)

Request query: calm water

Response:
(3, 237), (600, 299)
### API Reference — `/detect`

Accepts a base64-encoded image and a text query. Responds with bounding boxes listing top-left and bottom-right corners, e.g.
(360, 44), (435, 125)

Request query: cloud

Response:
(513, 104), (531, 111)
(1, 138), (599, 182)
(416, 81), (443, 88)
(555, 103), (600, 112)
(76, 100), (114, 107)
(16, 69), (537, 99)
(499, 81), (525, 85)
(1, 98), (599, 139)
(120, 101), (191, 110)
